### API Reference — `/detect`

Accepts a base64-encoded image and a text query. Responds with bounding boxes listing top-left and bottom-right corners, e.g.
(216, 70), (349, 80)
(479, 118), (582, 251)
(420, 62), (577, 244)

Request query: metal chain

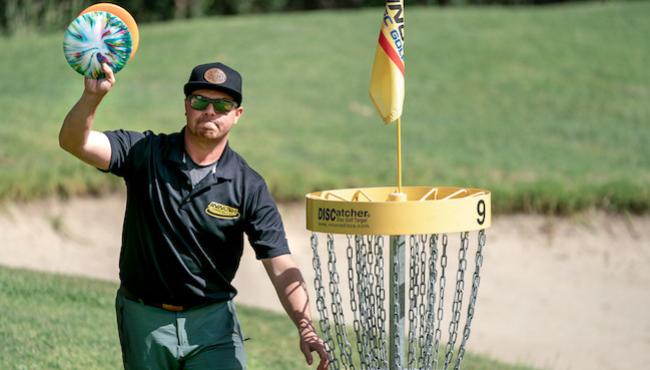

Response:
(433, 234), (449, 370)
(420, 234), (439, 369)
(364, 235), (380, 367)
(347, 236), (366, 370)
(443, 232), (470, 370)
(374, 236), (389, 368)
(311, 233), (339, 370)
(418, 234), (428, 367)
(355, 235), (374, 369)
(327, 234), (355, 369)
(454, 230), (486, 370)
(407, 235), (420, 368)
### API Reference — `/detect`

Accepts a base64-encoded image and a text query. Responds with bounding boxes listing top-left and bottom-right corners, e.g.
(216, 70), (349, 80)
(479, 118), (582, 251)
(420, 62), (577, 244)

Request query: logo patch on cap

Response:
(204, 68), (227, 84)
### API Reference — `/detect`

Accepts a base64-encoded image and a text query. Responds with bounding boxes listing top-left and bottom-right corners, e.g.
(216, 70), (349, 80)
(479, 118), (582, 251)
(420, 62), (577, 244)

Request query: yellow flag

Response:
(369, 0), (405, 124)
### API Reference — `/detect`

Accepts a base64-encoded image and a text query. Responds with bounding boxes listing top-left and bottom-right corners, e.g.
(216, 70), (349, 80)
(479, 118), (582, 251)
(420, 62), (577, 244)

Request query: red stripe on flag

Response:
(378, 32), (404, 75)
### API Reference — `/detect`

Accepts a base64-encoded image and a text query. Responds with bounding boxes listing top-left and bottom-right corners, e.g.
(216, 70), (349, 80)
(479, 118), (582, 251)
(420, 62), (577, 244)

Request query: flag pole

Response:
(396, 117), (403, 192)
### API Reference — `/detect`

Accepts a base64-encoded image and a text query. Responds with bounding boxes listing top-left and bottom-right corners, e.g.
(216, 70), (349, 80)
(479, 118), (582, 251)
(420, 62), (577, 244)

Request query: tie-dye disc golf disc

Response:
(80, 3), (139, 58)
(63, 11), (133, 79)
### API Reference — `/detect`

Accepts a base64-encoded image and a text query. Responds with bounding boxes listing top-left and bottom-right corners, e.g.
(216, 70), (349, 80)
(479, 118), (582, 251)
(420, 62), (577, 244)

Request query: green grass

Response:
(0, 265), (539, 369)
(0, 2), (648, 213)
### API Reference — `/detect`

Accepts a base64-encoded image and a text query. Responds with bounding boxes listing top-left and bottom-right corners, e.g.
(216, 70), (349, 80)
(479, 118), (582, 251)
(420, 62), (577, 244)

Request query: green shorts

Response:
(115, 291), (247, 370)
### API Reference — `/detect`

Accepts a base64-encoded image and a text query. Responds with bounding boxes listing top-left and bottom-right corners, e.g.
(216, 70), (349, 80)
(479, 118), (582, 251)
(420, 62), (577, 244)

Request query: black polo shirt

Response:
(103, 128), (290, 306)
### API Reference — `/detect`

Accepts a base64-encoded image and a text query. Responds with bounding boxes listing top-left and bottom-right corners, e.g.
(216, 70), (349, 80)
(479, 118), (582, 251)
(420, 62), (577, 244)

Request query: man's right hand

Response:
(84, 63), (116, 97)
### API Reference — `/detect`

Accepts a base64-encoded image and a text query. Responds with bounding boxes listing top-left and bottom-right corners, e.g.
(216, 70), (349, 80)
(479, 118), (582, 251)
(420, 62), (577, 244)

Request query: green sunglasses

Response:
(188, 95), (238, 113)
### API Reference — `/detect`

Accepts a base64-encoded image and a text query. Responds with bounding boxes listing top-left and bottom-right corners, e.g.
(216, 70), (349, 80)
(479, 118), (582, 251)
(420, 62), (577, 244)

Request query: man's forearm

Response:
(263, 255), (316, 332)
(282, 270), (315, 333)
(59, 92), (103, 151)
(264, 255), (330, 369)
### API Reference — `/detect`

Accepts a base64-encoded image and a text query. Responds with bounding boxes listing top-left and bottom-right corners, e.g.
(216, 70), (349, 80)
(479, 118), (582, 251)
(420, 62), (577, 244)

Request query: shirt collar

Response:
(166, 128), (236, 181)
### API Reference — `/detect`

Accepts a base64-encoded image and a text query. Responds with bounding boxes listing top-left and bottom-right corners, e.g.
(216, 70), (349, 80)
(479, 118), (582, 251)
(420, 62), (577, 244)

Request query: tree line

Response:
(1, 0), (575, 35)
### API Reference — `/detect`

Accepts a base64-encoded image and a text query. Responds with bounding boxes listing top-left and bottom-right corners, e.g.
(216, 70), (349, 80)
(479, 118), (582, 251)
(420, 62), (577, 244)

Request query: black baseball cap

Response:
(183, 62), (242, 106)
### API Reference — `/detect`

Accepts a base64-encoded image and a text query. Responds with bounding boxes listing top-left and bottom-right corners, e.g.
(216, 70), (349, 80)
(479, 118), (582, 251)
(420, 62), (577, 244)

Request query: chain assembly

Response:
(310, 229), (486, 370)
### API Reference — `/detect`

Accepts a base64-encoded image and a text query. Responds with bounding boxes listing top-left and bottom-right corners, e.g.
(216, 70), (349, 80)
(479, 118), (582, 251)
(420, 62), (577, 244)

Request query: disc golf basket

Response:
(306, 186), (491, 370)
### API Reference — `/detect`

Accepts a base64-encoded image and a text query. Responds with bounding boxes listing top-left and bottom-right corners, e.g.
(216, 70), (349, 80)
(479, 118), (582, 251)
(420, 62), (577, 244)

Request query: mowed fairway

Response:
(0, 266), (540, 369)
(0, 2), (648, 212)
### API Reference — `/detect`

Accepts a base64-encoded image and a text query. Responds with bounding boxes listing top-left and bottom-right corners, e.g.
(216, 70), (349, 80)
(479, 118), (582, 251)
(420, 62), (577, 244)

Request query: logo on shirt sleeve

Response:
(205, 202), (240, 220)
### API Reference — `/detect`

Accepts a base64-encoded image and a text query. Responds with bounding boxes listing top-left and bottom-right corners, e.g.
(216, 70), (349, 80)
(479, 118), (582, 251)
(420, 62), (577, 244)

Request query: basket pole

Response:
(396, 118), (403, 192)
(389, 235), (406, 370)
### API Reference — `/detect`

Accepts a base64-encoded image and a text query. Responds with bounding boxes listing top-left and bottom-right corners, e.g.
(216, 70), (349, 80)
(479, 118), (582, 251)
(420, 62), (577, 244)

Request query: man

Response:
(59, 62), (329, 370)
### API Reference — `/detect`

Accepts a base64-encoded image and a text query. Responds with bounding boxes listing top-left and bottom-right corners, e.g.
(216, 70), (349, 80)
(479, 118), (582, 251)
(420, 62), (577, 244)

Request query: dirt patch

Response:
(1, 194), (648, 370)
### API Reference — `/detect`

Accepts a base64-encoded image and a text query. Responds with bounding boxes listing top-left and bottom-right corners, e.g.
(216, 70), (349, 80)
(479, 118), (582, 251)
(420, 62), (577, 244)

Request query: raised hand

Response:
(84, 63), (116, 97)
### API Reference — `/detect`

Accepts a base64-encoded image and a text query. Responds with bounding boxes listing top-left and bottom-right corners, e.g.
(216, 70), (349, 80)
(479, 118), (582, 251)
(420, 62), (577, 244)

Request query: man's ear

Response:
(233, 106), (244, 124)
